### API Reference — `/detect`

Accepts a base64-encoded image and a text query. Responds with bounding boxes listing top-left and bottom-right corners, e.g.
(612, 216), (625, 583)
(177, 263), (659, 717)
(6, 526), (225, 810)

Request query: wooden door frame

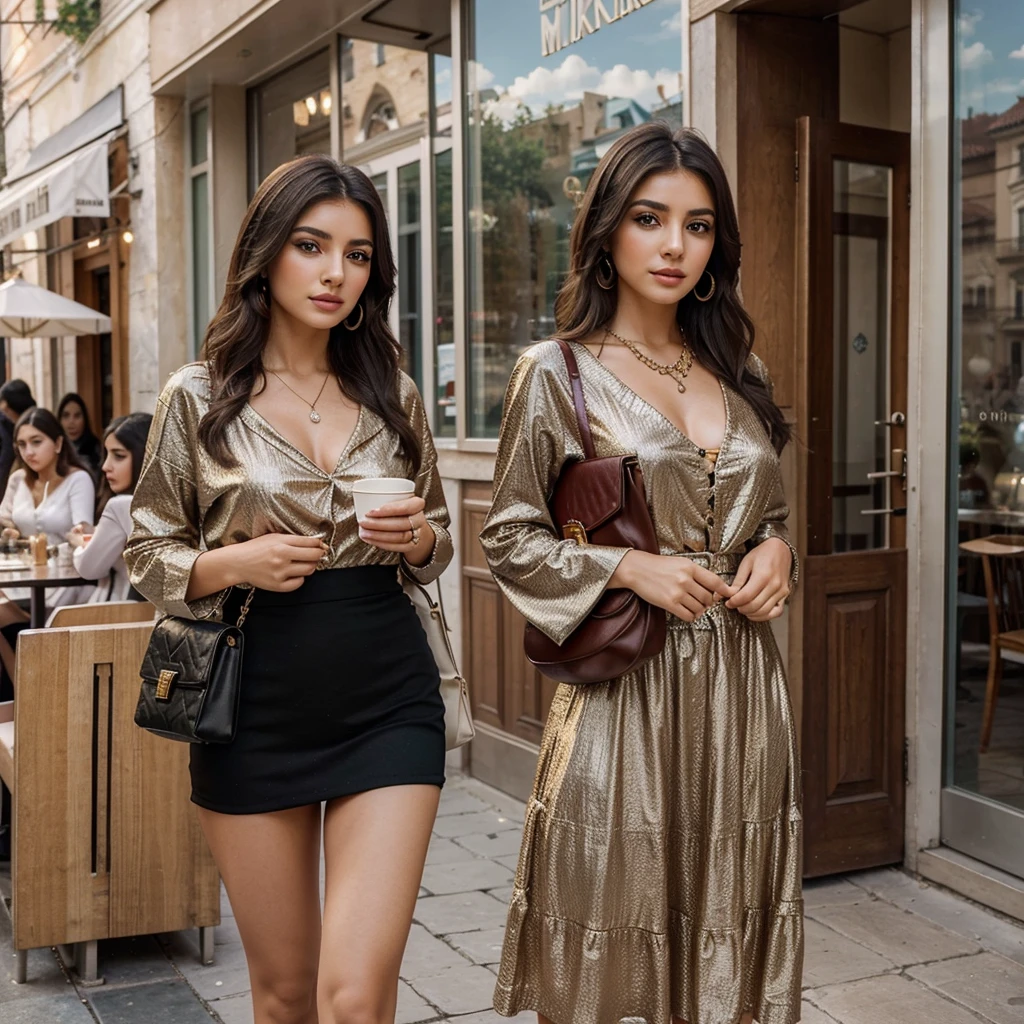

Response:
(797, 117), (912, 876)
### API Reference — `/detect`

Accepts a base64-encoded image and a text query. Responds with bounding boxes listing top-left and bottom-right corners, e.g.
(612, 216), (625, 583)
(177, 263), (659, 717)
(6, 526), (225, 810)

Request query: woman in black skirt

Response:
(124, 155), (451, 1024)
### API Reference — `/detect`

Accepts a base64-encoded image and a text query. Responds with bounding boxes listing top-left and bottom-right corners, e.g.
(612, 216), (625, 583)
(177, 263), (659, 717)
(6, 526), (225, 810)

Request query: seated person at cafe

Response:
(0, 408), (96, 624)
(67, 413), (153, 603)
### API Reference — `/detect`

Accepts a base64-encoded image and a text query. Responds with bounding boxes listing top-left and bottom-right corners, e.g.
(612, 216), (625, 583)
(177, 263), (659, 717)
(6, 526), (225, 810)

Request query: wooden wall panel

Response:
(735, 13), (839, 409)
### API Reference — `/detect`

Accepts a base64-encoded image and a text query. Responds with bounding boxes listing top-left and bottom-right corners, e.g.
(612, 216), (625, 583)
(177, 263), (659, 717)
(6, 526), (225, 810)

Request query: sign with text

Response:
(540, 0), (657, 57)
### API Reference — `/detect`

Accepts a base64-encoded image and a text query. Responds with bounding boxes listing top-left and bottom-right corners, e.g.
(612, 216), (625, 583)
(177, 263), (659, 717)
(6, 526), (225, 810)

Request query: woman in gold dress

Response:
(481, 123), (803, 1024)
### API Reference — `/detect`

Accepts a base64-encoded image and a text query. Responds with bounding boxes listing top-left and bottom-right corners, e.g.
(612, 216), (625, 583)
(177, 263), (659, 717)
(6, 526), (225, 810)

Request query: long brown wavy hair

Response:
(555, 122), (790, 453)
(198, 155), (420, 472)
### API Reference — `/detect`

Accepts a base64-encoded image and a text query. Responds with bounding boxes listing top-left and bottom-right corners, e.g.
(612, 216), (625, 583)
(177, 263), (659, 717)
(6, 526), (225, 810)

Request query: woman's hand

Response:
(611, 550), (735, 623)
(1, 528), (19, 542)
(67, 525), (87, 549)
(725, 538), (792, 621)
(359, 496), (436, 567)
(231, 533), (327, 592)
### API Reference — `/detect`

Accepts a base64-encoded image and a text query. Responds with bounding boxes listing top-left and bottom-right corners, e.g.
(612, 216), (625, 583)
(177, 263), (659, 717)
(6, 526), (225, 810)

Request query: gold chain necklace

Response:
(604, 327), (694, 393)
(267, 368), (331, 424)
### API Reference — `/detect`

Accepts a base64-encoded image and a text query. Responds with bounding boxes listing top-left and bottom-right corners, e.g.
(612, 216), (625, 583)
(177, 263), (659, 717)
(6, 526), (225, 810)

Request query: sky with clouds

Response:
(468, 0), (683, 122)
(958, 2), (1024, 116)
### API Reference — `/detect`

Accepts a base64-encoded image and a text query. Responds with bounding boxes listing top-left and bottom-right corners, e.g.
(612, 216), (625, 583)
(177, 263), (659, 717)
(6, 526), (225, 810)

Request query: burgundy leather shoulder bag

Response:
(522, 340), (667, 684)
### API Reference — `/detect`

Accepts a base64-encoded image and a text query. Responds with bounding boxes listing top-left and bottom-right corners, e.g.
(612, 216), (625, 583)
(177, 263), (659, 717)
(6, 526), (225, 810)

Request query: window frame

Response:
(186, 99), (213, 360)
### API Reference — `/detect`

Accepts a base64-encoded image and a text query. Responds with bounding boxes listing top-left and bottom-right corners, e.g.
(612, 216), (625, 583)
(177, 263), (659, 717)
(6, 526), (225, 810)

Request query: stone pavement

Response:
(3, 771), (1024, 1023)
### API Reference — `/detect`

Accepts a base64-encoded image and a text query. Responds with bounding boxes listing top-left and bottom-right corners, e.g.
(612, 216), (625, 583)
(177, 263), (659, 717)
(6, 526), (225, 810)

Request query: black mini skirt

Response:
(190, 565), (446, 815)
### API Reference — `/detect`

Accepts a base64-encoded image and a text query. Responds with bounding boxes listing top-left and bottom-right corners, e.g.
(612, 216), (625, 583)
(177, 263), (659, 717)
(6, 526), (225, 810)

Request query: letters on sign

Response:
(540, 0), (656, 57)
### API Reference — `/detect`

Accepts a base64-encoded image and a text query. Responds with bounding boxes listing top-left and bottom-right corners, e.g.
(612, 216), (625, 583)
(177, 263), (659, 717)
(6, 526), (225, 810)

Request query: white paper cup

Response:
(352, 477), (416, 524)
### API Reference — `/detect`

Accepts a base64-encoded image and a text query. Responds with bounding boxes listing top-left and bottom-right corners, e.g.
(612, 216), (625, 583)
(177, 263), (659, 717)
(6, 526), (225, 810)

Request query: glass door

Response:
(945, 0), (1024, 879)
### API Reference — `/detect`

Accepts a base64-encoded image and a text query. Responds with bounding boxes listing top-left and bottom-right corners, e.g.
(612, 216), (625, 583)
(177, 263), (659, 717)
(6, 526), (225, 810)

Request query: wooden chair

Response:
(959, 535), (1024, 751)
(47, 599), (156, 628)
(0, 621), (219, 983)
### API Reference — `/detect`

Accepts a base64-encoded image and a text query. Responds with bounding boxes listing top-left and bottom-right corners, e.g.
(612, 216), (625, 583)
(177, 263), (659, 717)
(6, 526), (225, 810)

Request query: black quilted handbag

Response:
(134, 587), (254, 744)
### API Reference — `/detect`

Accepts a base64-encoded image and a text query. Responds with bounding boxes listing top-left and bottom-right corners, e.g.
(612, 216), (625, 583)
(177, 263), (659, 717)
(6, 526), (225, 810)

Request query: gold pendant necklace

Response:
(605, 327), (694, 393)
(267, 369), (331, 424)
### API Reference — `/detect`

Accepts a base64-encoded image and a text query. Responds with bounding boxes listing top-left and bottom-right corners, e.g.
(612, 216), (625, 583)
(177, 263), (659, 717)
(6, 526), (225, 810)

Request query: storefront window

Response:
(433, 53), (455, 438)
(251, 50), (332, 186)
(949, 2), (1024, 831)
(464, 0), (685, 437)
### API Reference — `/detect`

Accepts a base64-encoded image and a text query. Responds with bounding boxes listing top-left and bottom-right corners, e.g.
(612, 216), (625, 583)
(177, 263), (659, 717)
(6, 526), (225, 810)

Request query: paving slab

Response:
(491, 854), (521, 872)
(430, 811), (524, 839)
(402, 924), (474, 979)
(397, 978), (438, 1024)
(807, 896), (981, 966)
(908, 951), (1024, 1024)
(206, 992), (253, 1024)
(97, 936), (179, 988)
(443, 1010), (535, 1024)
(802, 918), (897, 987)
(810, 973), (988, 1024)
(88, 978), (217, 1023)
(453, 830), (525, 859)
(420, 860), (513, 896)
(798, 1002), (840, 1024)
(487, 886), (515, 905)
(407, 964), (498, 1016)
(2, 992), (97, 1023)
(415, 892), (511, 935)
(445, 927), (507, 965)
(802, 877), (868, 909)
(426, 837), (482, 867)
(436, 792), (493, 817)
(854, 867), (1024, 966)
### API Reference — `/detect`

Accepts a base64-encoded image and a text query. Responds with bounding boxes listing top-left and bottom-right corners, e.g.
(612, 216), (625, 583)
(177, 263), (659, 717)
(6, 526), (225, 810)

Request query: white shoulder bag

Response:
(402, 574), (475, 750)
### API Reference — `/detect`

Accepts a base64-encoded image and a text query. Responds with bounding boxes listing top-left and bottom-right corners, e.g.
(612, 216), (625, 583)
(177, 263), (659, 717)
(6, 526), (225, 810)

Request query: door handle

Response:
(860, 507), (907, 517)
(866, 469), (901, 480)
(874, 411), (906, 427)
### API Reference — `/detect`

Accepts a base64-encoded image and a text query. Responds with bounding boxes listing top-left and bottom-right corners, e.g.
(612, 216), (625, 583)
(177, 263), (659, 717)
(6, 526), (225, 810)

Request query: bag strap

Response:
(235, 586), (255, 628)
(555, 339), (596, 461)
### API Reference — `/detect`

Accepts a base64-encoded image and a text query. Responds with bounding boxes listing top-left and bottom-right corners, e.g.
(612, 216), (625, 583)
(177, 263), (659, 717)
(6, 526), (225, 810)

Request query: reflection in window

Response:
(189, 104), (211, 355)
(950, 0), (1024, 819)
(464, 0), (685, 437)
(250, 51), (332, 186)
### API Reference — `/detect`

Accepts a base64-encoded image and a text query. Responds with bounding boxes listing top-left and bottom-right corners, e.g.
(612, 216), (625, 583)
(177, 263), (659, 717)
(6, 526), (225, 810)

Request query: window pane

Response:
(832, 160), (891, 553)
(191, 172), (210, 353)
(433, 50), (455, 438)
(398, 161), (422, 388)
(950, 0), (1024, 815)
(464, 0), (685, 437)
(190, 106), (208, 167)
(251, 50), (331, 185)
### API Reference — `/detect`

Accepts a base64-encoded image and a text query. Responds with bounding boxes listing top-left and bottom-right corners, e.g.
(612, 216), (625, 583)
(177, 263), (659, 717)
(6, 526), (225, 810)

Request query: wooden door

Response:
(796, 119), (910, 876)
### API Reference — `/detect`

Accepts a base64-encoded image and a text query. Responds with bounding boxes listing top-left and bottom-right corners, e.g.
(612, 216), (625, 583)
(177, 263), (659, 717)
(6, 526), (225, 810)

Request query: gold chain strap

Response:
(235, 586), (256, 628)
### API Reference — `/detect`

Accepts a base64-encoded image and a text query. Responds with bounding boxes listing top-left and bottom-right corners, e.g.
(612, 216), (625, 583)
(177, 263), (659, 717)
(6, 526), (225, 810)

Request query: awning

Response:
(0, 135), (113, 249)
(0, 87), (124, 249)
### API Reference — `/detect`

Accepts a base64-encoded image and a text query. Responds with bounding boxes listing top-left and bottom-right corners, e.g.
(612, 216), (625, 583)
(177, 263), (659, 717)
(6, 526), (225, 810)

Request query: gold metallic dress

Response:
(481, 341), (803, 1024)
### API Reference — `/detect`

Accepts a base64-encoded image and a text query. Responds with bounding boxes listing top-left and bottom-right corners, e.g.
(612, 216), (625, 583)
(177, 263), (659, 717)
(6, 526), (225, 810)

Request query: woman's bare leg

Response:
(0, 600), (28, 631)
(197, 804), (323, 1024)
(316, 784), (440, 1024)
(0, 632), (16, 686)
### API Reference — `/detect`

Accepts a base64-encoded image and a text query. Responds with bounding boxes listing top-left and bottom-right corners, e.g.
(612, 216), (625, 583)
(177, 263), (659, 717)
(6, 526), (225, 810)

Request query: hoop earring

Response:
(254, 276), (271, 318)
(596, 252), (617, 291)
(343, 304), (364, 331)
(694, 271), (716, 302)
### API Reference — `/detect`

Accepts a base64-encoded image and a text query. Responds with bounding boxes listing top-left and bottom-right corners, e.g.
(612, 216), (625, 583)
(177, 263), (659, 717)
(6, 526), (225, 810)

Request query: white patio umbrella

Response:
(0, 276), (111, 336)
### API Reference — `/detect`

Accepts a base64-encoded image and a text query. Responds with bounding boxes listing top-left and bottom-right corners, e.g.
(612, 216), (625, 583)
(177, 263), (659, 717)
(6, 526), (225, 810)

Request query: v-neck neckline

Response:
(573, 341), (731, 461)
(30, 471), (73, 509)
(241, 402), (365, 478)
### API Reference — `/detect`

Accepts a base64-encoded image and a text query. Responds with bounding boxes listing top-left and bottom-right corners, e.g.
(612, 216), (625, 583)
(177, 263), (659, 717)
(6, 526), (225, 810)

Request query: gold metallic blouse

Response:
(480, 340), (797, 645)
(124, 363), (452, 621)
